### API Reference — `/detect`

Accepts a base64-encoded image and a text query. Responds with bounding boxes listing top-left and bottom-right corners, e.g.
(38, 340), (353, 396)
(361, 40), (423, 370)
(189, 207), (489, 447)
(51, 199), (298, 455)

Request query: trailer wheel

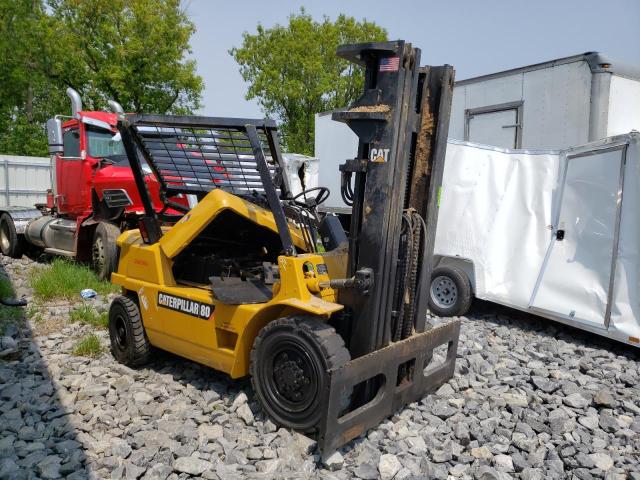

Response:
(428, 266), (473, 317)
(0, 213), (24, 259)
(92, 222), (121, 280)
(250, 316), (350, 432)
(108, 296), (151, 367)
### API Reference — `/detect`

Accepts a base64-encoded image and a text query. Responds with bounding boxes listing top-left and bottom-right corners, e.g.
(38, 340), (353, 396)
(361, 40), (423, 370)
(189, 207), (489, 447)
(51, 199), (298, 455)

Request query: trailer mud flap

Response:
(317, 319), (460, 454)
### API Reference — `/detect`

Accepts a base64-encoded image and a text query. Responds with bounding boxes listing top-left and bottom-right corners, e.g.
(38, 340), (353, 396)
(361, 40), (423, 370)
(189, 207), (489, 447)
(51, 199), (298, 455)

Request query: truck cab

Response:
(55, 110), (164, 219)
(0, 88), (183, 280)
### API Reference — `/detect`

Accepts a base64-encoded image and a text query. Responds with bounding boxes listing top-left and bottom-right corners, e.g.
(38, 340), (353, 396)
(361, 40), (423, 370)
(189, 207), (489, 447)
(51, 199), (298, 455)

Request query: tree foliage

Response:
(0, 0), (203, 156)
(231, 11), (387, 155)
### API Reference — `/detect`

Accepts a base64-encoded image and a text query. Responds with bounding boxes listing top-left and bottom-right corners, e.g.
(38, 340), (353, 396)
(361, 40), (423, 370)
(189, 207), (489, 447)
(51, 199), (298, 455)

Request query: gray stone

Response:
(231, 392), (248, 410)
(563, 392), (590, 409)
(531, 376), (558, 393)
(0, 336), (17, 350)
(173, 456), (214, 475)
(589, 452), (613, 471)
(294, 432), (317, 455)
(593, 389), (615, 407)
(142, 464), (173, 480)
(475, 465), (513, 480)
(256, 459), (281, 473)
(354, 462), (379, 479)
(493, 454), (514, 472)
(406, 436), (427, 455)
(198, 424), (223, 441)
(378, 454), (402, 480)
(502, 392), (528, 408)
(236, 403), (254, 426)
(432, 402), (456, 419)
(133, 391), (153, 405)
(322, 451), (344, 471)
(111, 438), (132, 459)
(471, 446), (493, 460)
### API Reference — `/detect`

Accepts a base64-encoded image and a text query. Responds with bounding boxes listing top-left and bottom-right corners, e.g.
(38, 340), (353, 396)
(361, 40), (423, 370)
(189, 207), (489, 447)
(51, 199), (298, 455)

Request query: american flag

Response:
(379, 56), (400, 72)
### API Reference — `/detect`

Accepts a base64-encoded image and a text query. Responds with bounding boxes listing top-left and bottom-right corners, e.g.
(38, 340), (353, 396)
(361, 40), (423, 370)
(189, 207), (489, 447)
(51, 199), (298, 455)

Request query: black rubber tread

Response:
(428, 265), (473, 317)
(108, 296), (152, 367)
(250, 315), (350, 432)
(0, 213), (23, 258)
(92, 222), (121, 280)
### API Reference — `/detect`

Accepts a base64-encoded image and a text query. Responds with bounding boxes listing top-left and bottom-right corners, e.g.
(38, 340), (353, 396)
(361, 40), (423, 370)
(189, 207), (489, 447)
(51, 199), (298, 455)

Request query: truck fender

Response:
(0, 207), (42, 234)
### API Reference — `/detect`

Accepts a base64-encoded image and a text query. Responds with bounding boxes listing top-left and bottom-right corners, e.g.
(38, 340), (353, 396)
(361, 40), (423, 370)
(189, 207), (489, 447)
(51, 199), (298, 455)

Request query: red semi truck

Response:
(0, 88), (178, 279)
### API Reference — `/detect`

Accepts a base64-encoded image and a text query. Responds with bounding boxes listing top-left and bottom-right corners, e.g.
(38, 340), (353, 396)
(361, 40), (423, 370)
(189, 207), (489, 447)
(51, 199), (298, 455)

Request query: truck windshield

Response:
(86, 126), (128, 165)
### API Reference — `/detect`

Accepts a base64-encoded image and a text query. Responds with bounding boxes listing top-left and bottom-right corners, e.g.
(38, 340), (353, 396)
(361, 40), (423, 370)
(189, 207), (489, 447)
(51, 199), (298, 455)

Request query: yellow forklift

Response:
(108, 40), (460, 453)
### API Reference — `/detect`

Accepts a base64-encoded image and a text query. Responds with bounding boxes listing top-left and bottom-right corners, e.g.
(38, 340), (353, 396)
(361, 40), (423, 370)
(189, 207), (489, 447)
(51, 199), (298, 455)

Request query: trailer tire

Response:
(250, 315), (350, 432)
(0, 213), (24, 259)
(92, 222), (121, 280)
(428, 266), (473, 317)
(108, 296), (152, 367)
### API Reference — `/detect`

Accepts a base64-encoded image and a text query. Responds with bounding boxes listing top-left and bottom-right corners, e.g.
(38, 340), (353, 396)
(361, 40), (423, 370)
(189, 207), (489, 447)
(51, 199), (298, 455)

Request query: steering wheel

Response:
(291, 187), (330, 208)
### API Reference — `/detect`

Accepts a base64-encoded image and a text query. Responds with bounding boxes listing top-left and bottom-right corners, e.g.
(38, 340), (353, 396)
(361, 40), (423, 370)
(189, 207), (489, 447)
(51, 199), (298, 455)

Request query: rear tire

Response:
(250, 316), (350, 432)
(108, 296), (151, 367)
(0, 213), (24, 259)
(92, 222), (120, 280)
(428, 266), (473, 317)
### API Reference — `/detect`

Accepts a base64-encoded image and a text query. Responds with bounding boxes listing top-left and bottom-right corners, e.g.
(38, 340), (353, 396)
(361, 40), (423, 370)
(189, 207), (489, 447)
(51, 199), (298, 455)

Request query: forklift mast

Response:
(334, 40), (455, 357)
(317, 40), (460, 453)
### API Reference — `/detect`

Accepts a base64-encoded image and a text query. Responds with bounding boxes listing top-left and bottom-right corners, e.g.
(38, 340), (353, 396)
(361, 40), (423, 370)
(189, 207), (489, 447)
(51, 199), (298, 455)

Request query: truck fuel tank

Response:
(25, 216), (77, 254)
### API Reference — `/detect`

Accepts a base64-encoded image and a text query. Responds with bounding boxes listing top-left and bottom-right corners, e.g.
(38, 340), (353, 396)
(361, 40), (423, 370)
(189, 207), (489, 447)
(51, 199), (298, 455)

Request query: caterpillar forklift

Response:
(108, 40), (460, 453)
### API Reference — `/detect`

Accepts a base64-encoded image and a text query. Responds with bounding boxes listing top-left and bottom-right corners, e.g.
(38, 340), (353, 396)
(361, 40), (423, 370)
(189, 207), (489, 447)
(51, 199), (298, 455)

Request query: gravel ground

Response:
(0, 255), (639, 480)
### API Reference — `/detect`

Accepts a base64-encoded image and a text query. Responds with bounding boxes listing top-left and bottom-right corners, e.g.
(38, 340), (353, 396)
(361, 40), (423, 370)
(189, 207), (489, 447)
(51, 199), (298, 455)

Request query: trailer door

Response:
(529, 146), (625, 328)
(465, 102), (522, 149)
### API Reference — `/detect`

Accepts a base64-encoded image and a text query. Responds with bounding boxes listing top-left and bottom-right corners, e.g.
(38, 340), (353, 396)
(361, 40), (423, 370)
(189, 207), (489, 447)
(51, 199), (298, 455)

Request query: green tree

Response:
(0, 0), (203, 156)
(230, 11), (387, 155)
(0, 0), (64, 156)
(45, 0), (203, 113)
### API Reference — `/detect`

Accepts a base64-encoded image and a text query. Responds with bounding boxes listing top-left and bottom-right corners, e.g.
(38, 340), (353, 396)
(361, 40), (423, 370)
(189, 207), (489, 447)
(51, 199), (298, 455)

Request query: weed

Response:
(70, 305), (109, 329)
(30, 259), (119, 300)
(0, 277), (23, 335)
(72, 333), (103, 358)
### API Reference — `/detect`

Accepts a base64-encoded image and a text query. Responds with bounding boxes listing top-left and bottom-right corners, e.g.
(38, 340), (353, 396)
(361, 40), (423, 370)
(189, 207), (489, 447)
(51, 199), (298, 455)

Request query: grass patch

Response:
(30, 259), (119, 300)
(0, 277), (23, 335)
(70, 305), (109, 329)
(72, 333), (103, 358)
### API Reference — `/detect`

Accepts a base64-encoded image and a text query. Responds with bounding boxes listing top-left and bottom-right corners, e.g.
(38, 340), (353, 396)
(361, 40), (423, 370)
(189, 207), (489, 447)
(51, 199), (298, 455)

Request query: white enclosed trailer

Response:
(433, 133), (640, 347)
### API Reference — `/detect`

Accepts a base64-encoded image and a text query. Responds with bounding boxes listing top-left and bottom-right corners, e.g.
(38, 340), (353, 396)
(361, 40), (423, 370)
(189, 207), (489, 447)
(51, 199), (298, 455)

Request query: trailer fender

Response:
(433, 255), (476, 293)
(0, 207), (42, 234)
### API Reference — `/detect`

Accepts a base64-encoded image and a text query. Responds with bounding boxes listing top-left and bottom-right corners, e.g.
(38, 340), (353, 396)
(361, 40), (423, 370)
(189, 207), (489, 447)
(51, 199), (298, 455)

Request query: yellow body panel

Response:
(112, 189), (346, 378)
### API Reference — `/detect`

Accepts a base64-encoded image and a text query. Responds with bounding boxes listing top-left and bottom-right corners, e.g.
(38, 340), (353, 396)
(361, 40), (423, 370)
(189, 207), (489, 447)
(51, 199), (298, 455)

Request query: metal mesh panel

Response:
(131, 123), (279, 196)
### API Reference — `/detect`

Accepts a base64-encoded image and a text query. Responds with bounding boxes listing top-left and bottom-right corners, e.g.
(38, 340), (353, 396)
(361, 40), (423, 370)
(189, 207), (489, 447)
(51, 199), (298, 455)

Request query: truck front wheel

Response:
(0, 213), (24, 259)
(92, 222), (120, 280)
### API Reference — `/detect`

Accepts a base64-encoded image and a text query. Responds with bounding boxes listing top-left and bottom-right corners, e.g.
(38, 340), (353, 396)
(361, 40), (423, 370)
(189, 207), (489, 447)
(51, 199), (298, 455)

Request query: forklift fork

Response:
(318, 319), (460, 454)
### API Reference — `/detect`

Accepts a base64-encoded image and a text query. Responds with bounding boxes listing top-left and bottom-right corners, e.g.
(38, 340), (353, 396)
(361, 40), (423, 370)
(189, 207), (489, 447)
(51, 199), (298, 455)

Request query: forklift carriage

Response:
(109, 40), (460, 454)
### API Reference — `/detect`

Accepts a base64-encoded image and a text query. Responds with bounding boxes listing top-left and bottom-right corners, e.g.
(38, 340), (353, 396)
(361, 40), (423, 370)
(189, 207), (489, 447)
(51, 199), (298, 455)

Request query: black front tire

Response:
(428, 265), (473, 317)
(92, 222), (121, 280)
(108, 296), (151, 367)
(0, 213), (24, 259)
(250, 316), (350, 432)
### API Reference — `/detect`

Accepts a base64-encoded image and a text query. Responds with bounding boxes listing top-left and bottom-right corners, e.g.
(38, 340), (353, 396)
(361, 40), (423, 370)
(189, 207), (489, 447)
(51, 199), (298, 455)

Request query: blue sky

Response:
(186, 0), (640, 117)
